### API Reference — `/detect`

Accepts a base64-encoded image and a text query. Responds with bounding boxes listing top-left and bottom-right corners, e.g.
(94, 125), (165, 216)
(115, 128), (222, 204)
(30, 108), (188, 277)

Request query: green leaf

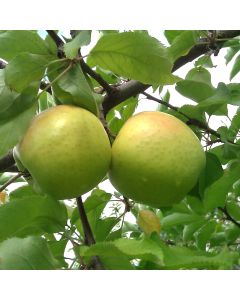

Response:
(47, 238), (68, 268)
(209, 142), (240, 165)
(121, 97), (138, 121)
(38, 91), (55, 112)
(90, 67), (119, 87)
(196, 82), (230, 116)
(0, 236), (58, 270)
(99, 30), (119, 36)
(224, 143), (240, 161)
(183, 220), (206, 242)
(198, 152), (224, 198)
(230, 54), (240, 80)
(176, 67), (215, 103)
(95, 217), (119, 242)
(108, 117), (124, 135)
(195, 55), (214, 68)
(164, 30), (185, 44)
(71, 189), (111, 237)
(179, 104), (205, 123)
(203, 161), (240, 212)
(82, 242), (134, 270)
(0, 69), (38, 123)
(225, 224), (240, 244)
(0, 186), (67, 242)
(153, 236), (237, 270)
(210, 232), (227, 247)
(168, 30), (198, 61)
(209, 144), (230, 165)
(48, 62), (98, 115)
(64, 31), (91, 59)
(44, 34), (58, 56)
(161, 213), (203, 229)
(89, 31), (179, 85)
(195, 220), (216, 250)
(186, 66), (212, 85)
(158, 90), (170, 112)
(5, 53), (50, 92)
(107, 97), (138, 135)
(225, 47), (240, 65)
(106, 228), (122, 241)
(0, 30), (51, 61)
(107, 97), (138, 123)
(122, 221), (139, 234)
(217, 126), (230, 142)
(80, 237), (164, 266)
(227, 83), (240, 106)
(0, 103), (37, 158)
(186, 196), (205, 215)
(226, 200), (240, 221)
(114, 237), (163, 262)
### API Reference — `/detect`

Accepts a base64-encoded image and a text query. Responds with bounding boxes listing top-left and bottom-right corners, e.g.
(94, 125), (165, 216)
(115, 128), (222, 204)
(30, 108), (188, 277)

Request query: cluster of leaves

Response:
(0, 30), (240, 270)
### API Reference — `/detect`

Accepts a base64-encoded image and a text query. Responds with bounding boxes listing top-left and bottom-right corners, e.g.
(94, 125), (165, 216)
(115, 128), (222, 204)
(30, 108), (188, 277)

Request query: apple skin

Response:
(15, 105), (111, 199)
(108, 111), (206, 208)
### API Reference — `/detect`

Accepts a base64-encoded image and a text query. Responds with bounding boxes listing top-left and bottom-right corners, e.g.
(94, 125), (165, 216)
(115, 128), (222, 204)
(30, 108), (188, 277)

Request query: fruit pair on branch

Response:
(14, 104), (205, 208)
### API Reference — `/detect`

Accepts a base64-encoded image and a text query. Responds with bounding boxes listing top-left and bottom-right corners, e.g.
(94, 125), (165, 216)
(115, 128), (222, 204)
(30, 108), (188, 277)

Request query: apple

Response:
(14, 105), (111, 199)
(108, 111), (206, 208)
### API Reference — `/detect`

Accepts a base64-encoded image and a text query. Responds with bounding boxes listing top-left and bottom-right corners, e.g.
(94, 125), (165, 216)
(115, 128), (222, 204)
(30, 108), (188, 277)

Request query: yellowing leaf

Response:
(137, 210), (161, 236)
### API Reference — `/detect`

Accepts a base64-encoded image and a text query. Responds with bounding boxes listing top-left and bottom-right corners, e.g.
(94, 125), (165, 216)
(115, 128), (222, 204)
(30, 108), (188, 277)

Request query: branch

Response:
(205, 138), (222, 146)
(219, 207), (240, 229)
(46, 30), (65, 58)
(76, 196), (104, 270)
(0, 172), (23, 192)
(0, 150), (15, 173)
(80, 57), (115, 95)
(76, 196), (96, 245)
(102, 30), (240, 115)
(103, 81), (149, 116)
(46, 30), (64, 48)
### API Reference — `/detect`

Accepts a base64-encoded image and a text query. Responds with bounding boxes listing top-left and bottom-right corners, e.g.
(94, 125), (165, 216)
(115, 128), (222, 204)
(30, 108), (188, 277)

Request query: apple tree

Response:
(0, 30), (240, 270)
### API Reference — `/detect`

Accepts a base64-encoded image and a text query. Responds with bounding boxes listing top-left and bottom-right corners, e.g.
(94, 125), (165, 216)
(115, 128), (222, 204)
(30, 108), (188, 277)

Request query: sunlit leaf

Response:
(0, 236), (58, 270)
(90, 31), (179, 85)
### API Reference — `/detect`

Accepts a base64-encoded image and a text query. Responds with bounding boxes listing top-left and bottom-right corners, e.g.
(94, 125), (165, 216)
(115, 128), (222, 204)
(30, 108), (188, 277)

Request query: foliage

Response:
(0, 30), (240, 270)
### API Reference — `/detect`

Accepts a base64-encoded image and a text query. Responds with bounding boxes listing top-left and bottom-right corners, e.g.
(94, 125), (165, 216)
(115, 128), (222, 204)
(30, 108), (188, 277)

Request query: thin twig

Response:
(0, 173), (23, 192)
(205, 138), (222, 146)
(46, 30), (64, 47)
(99, 108), (116, 143)
(142, 91), (236, 143)
(76, 196), (104, 270)
(37, 62), (73, 99)
(46, 30), (65, 58)
(76, 196), (96, 245)
(79, 54), (116, 95)
(142, 91), (188, 117)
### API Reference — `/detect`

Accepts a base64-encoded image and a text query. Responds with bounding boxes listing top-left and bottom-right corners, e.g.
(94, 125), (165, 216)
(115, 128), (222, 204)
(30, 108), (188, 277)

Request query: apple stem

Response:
(76, 196), (104, 270)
